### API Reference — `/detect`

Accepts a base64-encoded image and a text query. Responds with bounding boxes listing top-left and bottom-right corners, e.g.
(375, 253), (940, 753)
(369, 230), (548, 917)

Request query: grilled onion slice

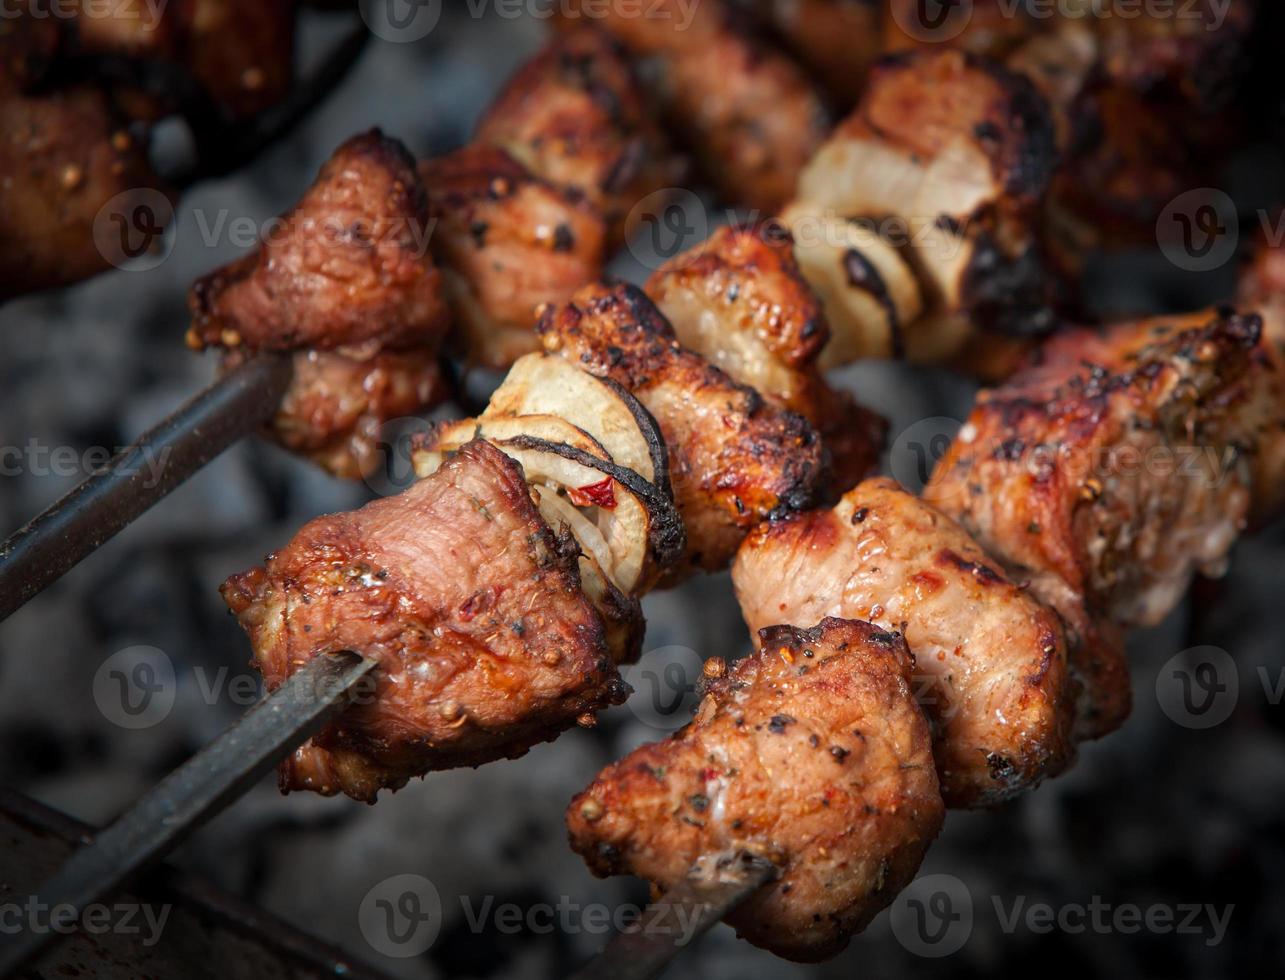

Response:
(484, 352), (671, 495)
(779, 203), (925, 365)
(530, 485), (644, 664)
(414, 424), (684, 596)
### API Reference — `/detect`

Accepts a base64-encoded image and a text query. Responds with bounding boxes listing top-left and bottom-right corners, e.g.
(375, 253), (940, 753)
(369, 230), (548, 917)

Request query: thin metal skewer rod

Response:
(0, 353), (293, 623)
(0, 650), (378, 977)
(568, 854), (778, 980)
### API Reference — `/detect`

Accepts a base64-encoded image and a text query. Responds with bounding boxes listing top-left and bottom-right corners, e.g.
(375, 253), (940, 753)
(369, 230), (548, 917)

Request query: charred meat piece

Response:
(237, 347), (449, 481)
(538, 282), (824, 580)
(0, 84), (164, 299)
(733, 478), (1074, 806)
(795, 49), (1059, 344)
(645, 222), (886, 491)
(222, 439), (626, 803)
(187, 130), (450, 479)
(567, 617), (943, 963)
(925, 310), (1263, 735)
(189, 129), (448, 353)
(423, 143), (606, 370)
(475, 26), (682, 243)
(556, 0), (829, 213)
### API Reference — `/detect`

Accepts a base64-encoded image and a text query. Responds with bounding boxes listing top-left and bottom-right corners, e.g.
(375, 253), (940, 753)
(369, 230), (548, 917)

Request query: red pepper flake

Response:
(568, 477), (616, 509)
(458, 592), (483, 622)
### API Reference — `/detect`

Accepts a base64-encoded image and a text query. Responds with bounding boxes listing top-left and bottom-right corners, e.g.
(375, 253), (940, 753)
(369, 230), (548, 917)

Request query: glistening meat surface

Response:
(222, 440), (625, 803)
(567, 617), (943, 962)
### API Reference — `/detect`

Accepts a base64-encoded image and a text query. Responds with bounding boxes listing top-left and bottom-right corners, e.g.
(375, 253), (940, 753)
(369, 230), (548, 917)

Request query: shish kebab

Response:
(2, 1), (1274, 976)
(10, 82), (1285, 980)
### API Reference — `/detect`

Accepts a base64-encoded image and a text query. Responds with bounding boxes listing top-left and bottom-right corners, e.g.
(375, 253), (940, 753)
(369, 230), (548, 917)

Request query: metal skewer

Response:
(568, 853), (778, 980)
(0, 650), (377, 977)
(0, 353), (292, 623)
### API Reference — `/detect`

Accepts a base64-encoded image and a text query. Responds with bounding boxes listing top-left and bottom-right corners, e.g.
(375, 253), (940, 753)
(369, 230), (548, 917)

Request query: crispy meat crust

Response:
(423, 143), (606, 370)
(222, 440), (625, 803)
(646, 222), (886, 493)
(475, 26), (682, 242)
(556, 0), (829, 212)
(538, 282), (824, 579)
(926, 310), (1263, 737)
(852, 50), (1057, 206)
(567, 617), (943, 962)
(189, 129), (449, 353)
(734, 478), (1074, 806)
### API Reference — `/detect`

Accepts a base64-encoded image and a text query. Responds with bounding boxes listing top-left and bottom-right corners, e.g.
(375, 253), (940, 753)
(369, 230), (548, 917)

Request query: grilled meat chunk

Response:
(925, 310), (1263, 736)
(645, 223), (886, 492)
(423, 143), (606, 370)
(222, 439), (626, 803)
(475, 26), (682, 243)
(556, 0), (829, 212)
(567, 617), (943, 962)
(189, 129), (446, 353)
(538, 282), (824, 579)
(733, 478), (1074, 806)
(0, 84), (164, 299)
(234, 347), (449, 481)
(187, 130), (450, 478)
(795, 49), (1058, 346)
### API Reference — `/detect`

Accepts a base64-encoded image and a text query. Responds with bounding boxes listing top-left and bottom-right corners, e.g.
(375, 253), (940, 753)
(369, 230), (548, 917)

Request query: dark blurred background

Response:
(2, 5), (1285, 979)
